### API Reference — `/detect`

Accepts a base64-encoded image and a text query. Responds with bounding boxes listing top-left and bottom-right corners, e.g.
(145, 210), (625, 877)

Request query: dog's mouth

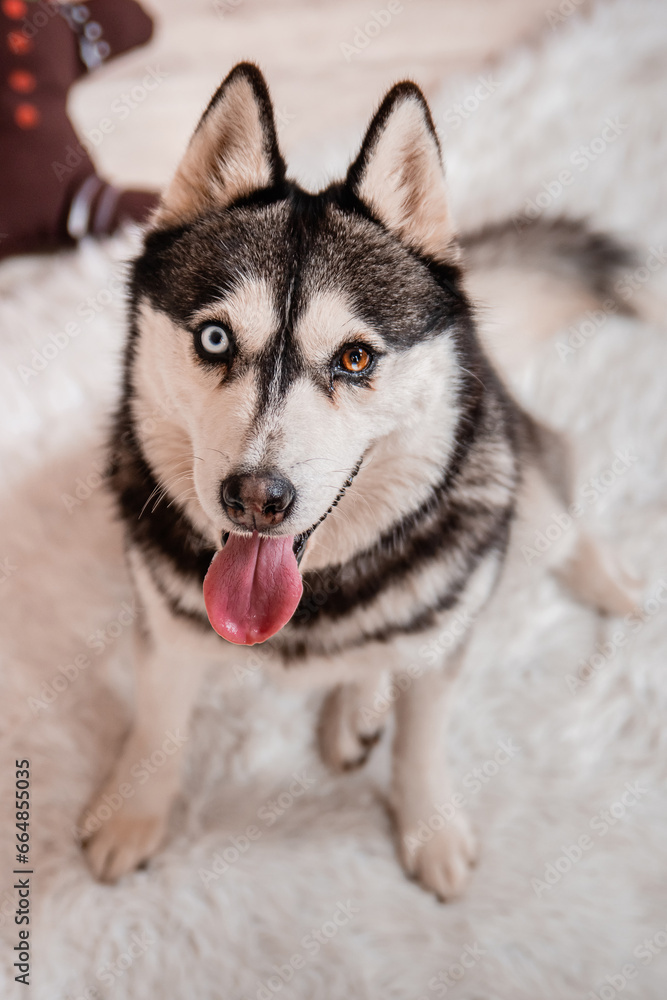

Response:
(217, 530), (309, 567)
(203, 458), (363, 646)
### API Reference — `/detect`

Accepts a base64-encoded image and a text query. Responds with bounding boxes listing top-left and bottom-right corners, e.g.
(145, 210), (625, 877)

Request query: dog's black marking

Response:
(111, 148), (523, 659)
(293, 455), (364, 565)
(110, 67), (632, 663)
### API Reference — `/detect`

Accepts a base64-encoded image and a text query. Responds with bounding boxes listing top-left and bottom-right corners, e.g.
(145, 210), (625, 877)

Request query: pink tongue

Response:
(203, 532), (303, 645)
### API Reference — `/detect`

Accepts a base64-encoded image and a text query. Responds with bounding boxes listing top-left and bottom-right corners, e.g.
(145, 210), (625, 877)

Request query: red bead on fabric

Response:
(2, 0), (28, 19)
(14, 102), (40, 129)
(8, 68), (36, 93)
(7, 30), (32, 55)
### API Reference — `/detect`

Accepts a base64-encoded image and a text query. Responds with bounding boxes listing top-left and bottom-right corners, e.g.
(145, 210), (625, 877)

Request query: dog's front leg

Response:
(318, 671), (390, 772)
(391, 648), (477, 901)
(82, 557), (211, 883)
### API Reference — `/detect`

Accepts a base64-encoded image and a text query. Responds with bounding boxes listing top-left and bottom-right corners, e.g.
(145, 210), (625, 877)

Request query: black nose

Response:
(221, 472), (295, 530)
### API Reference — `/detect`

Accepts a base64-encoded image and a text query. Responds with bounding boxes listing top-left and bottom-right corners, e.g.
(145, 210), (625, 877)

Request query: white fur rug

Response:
(2, 1), (667, 998)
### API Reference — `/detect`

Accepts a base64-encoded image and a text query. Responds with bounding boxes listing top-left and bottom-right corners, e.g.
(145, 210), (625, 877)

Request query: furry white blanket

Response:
(1, 1), (666, 997)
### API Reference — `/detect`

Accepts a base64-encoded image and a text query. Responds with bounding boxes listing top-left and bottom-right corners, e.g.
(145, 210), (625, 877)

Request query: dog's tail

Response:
(462, 217), (639, 312)
(461, 217), (664, 372)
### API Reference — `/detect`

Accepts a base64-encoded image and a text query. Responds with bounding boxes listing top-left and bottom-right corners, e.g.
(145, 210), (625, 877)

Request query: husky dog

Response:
(82, 63), (638, 898)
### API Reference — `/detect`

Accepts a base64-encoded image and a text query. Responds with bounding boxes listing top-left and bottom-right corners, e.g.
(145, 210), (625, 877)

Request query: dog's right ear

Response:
(346, 82), (458, 263)
(153, 63), (285, 228)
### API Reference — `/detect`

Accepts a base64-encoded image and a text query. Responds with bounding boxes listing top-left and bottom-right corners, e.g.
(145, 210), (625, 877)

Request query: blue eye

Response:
(198, 323), (231, 357)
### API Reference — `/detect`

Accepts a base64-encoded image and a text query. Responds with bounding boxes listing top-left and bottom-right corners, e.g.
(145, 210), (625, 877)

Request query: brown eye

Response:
(340, 345), (372, 374)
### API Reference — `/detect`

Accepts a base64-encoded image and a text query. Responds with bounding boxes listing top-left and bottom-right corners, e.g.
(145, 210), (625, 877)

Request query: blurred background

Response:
(68, 0), (559, 189)
(1, 1), (666, 998)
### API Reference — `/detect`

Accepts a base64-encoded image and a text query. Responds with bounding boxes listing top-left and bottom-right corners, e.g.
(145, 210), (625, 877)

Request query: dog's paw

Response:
(555, 534), (644, 618)
(318, 684), (383, 772)
(81, 802), (168, 883)
(398, 811), (478, 901)
(609, 562), (644, 616)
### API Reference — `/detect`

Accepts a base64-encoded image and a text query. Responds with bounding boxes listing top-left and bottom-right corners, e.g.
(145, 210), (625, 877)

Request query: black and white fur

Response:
(82, 64), (638, 898)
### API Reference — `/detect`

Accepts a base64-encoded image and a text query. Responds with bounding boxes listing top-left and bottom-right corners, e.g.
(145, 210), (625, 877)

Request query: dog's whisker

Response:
(158, 471), (195, 488)
(288, 458), (348, 470)
(145, 473), (196, 515)
(166, 488), (199, 510)
(459, 366), (487, 390)
(345, 491), (374, 517)
(199, 446), (231, 459)
(139, 482), (167, 519)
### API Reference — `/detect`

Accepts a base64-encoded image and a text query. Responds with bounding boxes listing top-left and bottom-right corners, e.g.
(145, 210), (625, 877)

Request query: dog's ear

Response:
(154, 62), (285, 227)
(346, 83), (458, 263)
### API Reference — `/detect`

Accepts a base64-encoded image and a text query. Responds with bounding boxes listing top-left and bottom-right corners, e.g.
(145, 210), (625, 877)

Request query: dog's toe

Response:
(399, 812), (478, 901)
(318, 684), (383, 772)
(82, 808), (167, 883)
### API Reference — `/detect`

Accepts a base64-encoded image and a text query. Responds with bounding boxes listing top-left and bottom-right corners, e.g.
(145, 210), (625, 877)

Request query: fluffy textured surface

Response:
(1, 1), (666, 997)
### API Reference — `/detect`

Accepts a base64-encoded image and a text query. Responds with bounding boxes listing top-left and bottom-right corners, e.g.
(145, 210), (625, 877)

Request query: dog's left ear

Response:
(346, 83), (458, 263)
(154, 62), (285, 228)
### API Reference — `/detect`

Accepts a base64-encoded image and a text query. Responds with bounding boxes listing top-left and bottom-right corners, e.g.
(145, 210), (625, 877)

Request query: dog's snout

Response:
(221, 472), (295, 529)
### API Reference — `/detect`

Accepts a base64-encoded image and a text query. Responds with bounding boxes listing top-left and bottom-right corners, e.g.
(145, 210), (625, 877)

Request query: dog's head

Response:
(129, 63), (474, 645)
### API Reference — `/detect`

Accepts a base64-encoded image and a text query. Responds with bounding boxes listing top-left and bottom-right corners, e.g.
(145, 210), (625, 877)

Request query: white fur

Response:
(1, 1), (666, 996)
(132, 296), (463, 549)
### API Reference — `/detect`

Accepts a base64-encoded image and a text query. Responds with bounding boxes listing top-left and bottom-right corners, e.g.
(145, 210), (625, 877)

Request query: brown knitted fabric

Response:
(0, 0), (157, 261)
